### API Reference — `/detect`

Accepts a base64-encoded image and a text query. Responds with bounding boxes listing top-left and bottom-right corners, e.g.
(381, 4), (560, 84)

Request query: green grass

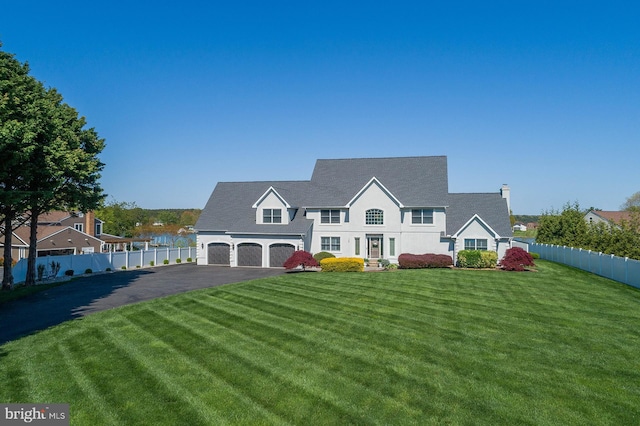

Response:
(1, 260), (639, 425)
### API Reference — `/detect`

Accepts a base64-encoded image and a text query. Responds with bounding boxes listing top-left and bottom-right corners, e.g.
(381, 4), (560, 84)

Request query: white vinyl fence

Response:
(11, 247), (197, 284)
(529, 243), (640, 290)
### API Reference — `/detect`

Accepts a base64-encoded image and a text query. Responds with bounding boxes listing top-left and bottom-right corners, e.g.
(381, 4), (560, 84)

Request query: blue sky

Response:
(1, 1), (638, 214)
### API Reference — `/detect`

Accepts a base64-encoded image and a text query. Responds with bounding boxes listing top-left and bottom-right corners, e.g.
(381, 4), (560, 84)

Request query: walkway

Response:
(0, 264), (285, 345)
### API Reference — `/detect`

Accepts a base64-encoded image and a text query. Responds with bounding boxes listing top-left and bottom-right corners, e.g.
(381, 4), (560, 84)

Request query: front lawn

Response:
(1, 260), (639, 425)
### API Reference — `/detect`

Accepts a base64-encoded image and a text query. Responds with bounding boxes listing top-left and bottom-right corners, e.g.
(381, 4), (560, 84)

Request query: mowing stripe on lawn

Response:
(124, 303), (425, 424)
(57, 342), (122, 425)
(101, 313), (291, 426)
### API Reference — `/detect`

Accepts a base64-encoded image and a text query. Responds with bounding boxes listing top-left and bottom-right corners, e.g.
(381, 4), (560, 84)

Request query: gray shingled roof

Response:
(195, 181), (313, 234)
(446, 193), (513, 237)
(309, 156), (449, 206)
(196, 157), (510, 237)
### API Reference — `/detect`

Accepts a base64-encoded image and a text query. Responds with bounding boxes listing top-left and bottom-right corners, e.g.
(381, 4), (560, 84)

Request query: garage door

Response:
(237, 243), (263, 267)
(208, 243), (230, 265)
(269, 244), (295, 267)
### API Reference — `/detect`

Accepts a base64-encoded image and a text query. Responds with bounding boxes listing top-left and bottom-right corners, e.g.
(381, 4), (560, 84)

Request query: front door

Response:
(368, 236), (382, 259)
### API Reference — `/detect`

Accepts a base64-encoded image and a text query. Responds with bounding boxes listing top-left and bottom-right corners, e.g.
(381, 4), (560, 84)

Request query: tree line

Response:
(536, 201), (640, 261)
(95, 199), (201, 238)
(1, 43), (105, 289)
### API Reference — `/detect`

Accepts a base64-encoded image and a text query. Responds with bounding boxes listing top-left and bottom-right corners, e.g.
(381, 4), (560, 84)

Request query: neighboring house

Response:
(37, 211), (103, 236)
(1, 211), (105, 259)
(13, 225), (103, 256)
(195, 156), (513, 267)
(584, 210), (635, 227)
(513, 223), (527, 232)
(0, 229), (29, 261)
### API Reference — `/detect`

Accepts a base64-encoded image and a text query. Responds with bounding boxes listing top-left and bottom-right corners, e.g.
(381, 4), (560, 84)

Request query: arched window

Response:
(365, 209), (384, 225)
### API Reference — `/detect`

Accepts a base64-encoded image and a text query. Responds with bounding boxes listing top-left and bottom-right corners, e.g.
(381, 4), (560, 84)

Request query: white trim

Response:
(451, 214), (500, 239)
(37, 226), (103, 244)
(346, 177), (404, 208)
(252, 186), (291, 209)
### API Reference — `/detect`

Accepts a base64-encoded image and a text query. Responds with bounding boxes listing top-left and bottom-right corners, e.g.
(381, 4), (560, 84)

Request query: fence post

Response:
(626, 257), (629, 285)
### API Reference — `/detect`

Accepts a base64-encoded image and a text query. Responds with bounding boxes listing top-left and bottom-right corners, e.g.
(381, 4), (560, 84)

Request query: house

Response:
(513, 223), (527, 232)
(195, 156), (513, 267)
(1, 211), (105, 259)
(13, 224), (103, 256)
(0, 229), (29, 262)
(584, 210), (635, 227)
(37, 211), (103, 235)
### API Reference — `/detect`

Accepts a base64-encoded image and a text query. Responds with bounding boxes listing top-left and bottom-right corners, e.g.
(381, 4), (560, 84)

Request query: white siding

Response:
(255, 191), (289, 225)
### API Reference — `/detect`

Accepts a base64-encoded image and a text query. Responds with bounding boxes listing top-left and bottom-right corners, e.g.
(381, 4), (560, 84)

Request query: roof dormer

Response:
(253, 186), (291, 225)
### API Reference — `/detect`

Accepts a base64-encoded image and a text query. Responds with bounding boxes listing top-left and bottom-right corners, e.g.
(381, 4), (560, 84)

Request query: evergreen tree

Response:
(0, 43), (105, 288)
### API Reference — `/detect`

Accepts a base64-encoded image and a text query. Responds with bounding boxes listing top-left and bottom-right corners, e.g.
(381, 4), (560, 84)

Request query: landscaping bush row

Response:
(283, 248), (534, 272)
(456, 250), (498, 268)
(398, 253), (453, 269)
(320, 257), (364, 272)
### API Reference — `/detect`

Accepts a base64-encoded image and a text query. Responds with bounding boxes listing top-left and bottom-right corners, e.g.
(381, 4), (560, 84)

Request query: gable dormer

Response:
(451, 214), (500, 239)
(346, 177), (403, 209)
(252, 186), (291, 225)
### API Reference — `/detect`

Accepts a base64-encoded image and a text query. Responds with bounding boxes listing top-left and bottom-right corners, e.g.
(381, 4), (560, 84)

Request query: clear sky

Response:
(1, 1), (638, 214)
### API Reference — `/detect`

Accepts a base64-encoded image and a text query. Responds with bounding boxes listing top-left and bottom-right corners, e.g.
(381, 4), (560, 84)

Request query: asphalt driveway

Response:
(0, 264), (285, 345)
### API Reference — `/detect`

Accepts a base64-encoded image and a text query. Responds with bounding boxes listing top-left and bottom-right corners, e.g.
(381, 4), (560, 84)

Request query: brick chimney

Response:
(84, 211), (95, 237)
(500, 184), (511, 213)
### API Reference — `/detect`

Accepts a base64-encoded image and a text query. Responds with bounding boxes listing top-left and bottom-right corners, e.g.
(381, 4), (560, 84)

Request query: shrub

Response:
(163, 259), (169, 265)
(176, 258), (182, 263)
(500, 247), (535, 271)
(320, 257), (364, 272)
(121, 266), (127, 270)
(186, 257), (192, 262)
(457, 250), (482, 268)
(530, 252), (540, 259)
(150, 261), (155, 267)
(106, 268), (112, 272)
(378, 259), (390, 268)
(456, 250), (498, 268)
(398, 253), (453, 269)
(64, 269), (74, 276)
(313, 251), (336, 263)
(37, 264), (46, 281)
(84, 268), (93, 274)
(283, 250), (319, 270)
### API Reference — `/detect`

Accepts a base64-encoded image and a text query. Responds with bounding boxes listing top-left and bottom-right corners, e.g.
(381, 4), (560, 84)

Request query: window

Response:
(95, 222), (102, 236)
(354, 237), (360, 256)
(263, 209), (282, 224)
(464, 239), (488, 251)
(321, 209), (340, 224)
(74, 223), (84, 232)
(412, 209), (434, 224)
(389, 238), (395, 256)
(321, 237), (341, 251)
(365, 209), (384, 225)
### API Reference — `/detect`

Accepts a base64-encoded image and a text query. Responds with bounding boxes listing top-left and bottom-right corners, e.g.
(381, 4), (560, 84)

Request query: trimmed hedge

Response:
(457, 250), (498, 268)
(313, 251), (336, 263)
(398, 253), (453, 269)
(320, 257), (364, 272)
